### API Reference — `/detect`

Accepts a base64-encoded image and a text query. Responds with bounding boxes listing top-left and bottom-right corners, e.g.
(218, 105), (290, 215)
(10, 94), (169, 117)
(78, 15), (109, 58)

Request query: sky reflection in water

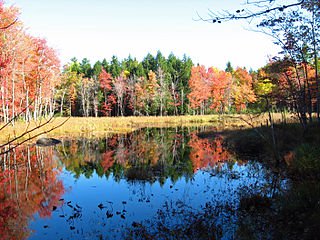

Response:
(0, 127), (285, 239)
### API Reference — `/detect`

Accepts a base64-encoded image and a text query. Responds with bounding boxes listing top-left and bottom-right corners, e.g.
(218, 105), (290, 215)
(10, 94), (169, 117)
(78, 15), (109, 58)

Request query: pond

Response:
(0, 127), (288, 239)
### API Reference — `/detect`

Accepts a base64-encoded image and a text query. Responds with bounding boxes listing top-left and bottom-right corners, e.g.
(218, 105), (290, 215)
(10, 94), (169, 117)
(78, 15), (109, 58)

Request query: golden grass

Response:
(0, 113), (296, 145)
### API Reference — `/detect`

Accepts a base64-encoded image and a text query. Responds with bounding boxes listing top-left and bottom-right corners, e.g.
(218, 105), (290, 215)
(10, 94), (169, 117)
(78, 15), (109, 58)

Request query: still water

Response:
(0, 127), (286, 239)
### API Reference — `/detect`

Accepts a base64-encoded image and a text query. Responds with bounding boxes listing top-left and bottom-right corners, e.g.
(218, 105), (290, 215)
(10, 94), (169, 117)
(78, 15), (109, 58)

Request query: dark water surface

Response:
(0, 127), (287, 239)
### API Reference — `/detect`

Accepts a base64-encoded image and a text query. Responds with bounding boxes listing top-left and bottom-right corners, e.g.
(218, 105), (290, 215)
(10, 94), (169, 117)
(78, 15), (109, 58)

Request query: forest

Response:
(0, 0), (319, 127)
(1, 1), (320, 239)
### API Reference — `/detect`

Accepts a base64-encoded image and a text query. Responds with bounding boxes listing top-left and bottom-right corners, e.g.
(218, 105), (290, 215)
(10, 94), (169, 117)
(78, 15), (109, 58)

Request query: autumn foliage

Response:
(0, 2), (61, 123)
(258, 58), (318, 125)
(188, 65), (255, 114)
(4, 1), (315, 121)
(0, 1), (261, 119)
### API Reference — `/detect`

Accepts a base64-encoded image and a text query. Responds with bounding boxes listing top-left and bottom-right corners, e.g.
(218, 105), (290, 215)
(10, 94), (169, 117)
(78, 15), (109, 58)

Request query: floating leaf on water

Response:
(76, 204), (82, 209)
(98, 203), (104, 210)
(106, 211), (113, 218)
(132, 222), (140, 227)
(67, 204), (74, 209)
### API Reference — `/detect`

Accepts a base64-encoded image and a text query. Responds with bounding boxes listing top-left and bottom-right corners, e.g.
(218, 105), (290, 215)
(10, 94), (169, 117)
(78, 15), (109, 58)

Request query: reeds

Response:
(0, 113), (292, 144)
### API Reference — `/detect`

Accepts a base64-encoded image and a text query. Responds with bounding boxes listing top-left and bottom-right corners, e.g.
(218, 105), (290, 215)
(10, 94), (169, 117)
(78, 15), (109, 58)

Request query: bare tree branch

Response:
(0, 100), (34, 132)
(0, 18), (18, 30)
(0, 99), (70, 154)
(0, 116), (58, 148)
(0, 117), (70, 155)
(196, 0), (305, 23)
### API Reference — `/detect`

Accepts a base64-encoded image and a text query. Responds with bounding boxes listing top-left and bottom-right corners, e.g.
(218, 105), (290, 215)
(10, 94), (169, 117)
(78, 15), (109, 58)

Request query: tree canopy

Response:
(0, 0), (319, 125)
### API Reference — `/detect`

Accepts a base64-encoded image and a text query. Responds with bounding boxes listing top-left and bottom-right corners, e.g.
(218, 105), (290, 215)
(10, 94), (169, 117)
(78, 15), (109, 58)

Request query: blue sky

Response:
(5, 0), (281, 70)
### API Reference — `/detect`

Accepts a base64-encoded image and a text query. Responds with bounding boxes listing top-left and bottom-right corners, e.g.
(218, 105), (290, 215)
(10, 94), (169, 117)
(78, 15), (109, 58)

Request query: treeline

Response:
(1, 1), (320, 123)
(57, 55), (259, 117)
(55, 0), (320, 122)
(0, 0), (257, 122)
(58, 53), (193, 117)
(63, 54), (319, 118)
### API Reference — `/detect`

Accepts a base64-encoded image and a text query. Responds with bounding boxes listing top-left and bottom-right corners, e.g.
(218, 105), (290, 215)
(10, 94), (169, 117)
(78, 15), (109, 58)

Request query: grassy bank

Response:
(0, 113), (293, 145)
(215, 122), (320, 239)
(221, 121), (320, 177)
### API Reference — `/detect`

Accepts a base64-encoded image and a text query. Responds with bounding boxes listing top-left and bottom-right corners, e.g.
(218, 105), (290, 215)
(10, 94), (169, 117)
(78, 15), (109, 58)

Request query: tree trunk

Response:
(26, 88), (31, 122)
(11, 62), (16, 126)
(60, 90), (65, 116)
(171, 82), (178, 116)
(302, 62), (313, 123)
(181, 88), (184, 115)
(38, 84), (43, 119)
(94, 94), (98, 117)
(312, 25), (320, 123)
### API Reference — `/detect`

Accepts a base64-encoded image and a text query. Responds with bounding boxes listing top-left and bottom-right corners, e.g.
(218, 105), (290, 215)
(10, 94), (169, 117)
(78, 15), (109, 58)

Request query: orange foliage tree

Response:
(188, 65), (232, 114)
(232, 67), (256, 112)
(262, 59), (318, 126)
(0, 2), (61, 123)
(134, 70), (159, 115)
(99, 69), (115, 116)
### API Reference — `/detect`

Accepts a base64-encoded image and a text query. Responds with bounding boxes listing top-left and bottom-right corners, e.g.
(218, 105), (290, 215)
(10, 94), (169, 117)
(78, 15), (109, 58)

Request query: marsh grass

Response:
(219, 119), (320, 179)
(0, 113), (292, 145)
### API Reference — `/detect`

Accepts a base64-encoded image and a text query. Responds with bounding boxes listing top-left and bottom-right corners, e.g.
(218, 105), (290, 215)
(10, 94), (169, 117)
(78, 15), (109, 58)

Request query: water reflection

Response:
(189, 132), (232, 172)
(59, 128), (198, 183)
(0, 146), (64, 239)
(0, 127), (284, 239)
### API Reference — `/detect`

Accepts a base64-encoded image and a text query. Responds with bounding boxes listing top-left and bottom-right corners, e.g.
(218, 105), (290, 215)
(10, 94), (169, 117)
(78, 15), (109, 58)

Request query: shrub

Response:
(290, 144), (320, 179)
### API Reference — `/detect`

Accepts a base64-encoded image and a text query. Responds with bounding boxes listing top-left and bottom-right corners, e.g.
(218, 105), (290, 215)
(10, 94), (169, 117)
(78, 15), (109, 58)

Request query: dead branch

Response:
(196, 0), (305, 23)
(0, 100), (34, 132)
(0, 18), (18, 30)
(0, 117), (70, 155)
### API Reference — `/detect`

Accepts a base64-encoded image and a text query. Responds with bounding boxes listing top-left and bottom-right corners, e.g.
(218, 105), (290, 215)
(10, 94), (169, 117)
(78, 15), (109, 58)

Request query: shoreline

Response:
(0, 113), (295, 144)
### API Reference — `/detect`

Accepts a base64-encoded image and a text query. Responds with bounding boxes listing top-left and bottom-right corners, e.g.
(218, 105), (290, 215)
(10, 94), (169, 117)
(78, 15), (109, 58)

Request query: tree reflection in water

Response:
(0, 145), (64, 240)
(0, 127), (290, 239)
(58, 127), (197, 183)
(189, 132), (231, 172)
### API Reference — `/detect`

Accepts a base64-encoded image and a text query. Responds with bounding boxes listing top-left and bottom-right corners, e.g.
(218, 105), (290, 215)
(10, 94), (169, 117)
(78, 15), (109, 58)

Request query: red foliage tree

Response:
(0, 2), (61, 122)
(188, 66), (232, 114)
